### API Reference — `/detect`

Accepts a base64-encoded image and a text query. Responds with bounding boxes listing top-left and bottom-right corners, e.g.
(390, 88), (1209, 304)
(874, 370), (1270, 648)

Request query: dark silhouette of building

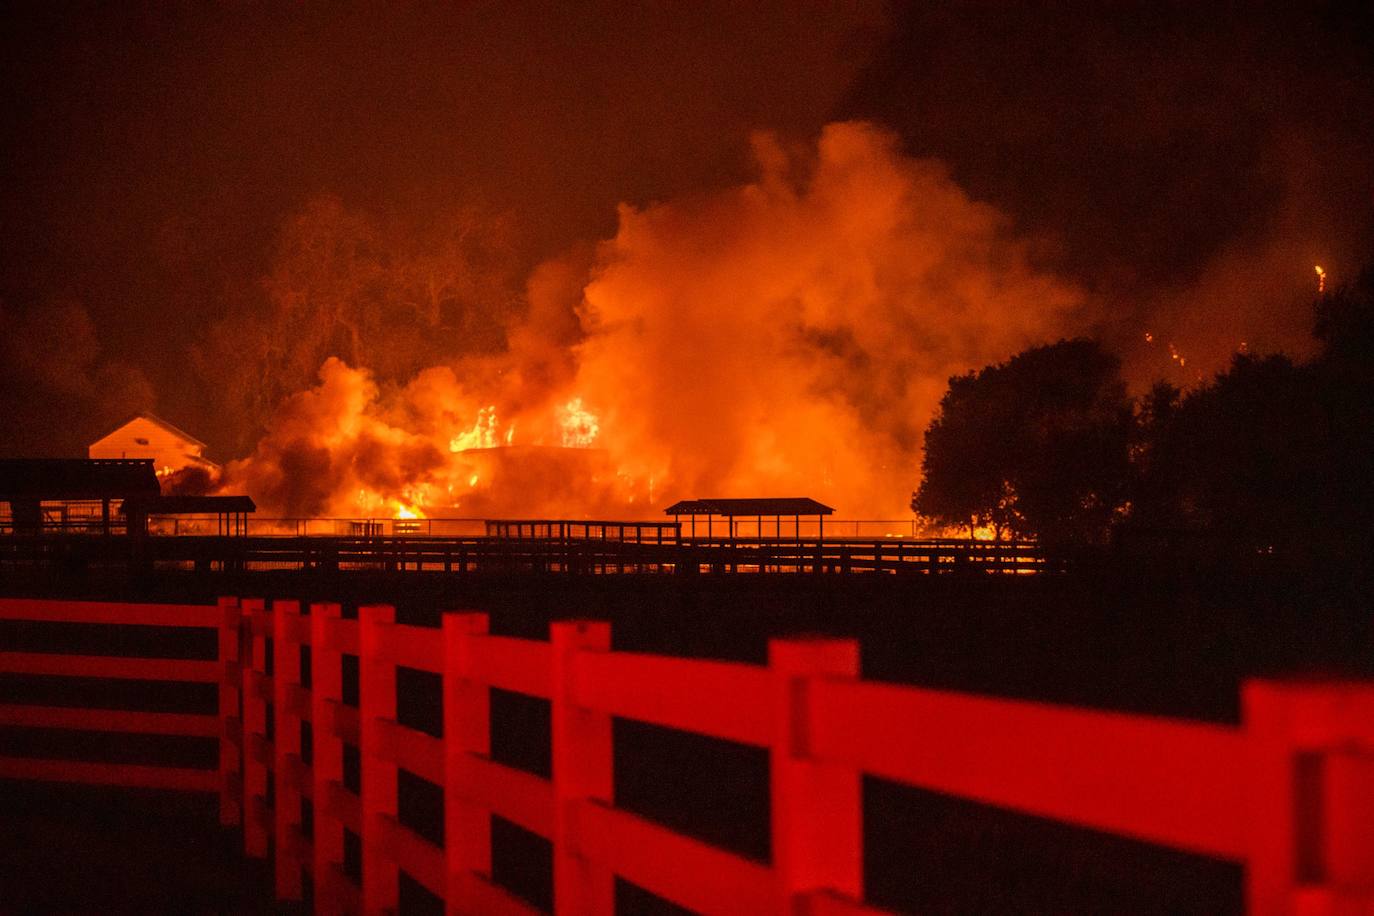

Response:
(0, 458), (160, 535)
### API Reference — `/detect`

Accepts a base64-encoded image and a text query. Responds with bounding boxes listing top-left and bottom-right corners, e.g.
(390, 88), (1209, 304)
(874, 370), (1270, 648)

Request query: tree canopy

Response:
(913, 338), (1133, 545)
(1129, 260), (1374, 551)
(914, 250), (1374, 556)
(193, 195), (520, 455)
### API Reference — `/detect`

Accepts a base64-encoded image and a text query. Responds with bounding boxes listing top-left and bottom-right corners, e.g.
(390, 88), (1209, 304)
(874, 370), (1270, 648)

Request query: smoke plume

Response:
(226, 122), (1084, 518)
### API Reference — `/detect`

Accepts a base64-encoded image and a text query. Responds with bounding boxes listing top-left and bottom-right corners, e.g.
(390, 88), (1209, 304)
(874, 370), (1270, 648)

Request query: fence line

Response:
(4, 596), (1374, 913)
(0, 532), (1046, 577)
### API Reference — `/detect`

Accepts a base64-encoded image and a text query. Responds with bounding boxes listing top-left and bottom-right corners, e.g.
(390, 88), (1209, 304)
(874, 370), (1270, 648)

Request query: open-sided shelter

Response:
(121, 495), (256, 536)
(664, 497), (835, 541)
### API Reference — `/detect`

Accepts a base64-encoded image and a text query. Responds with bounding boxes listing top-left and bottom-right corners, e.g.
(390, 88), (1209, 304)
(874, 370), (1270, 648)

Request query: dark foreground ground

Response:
(2, 560), (1369, 913)
(0, 781), (273, 915)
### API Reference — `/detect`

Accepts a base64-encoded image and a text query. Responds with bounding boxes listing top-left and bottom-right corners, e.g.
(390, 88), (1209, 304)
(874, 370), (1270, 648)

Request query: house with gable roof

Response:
(88, 413), (220, 480)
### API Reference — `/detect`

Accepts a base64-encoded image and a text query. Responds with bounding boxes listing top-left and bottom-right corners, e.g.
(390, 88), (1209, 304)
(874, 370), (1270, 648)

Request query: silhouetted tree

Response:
(1154, 354), (1326, 546)
(912, 364), (1024, 539)
(1311, 259), (1374, 539)
(1314, 258), (1374, 370)
(1121, 381), (1187, 533)
(913, 338), (1133, 545)
(1125, 252), (1374, 555)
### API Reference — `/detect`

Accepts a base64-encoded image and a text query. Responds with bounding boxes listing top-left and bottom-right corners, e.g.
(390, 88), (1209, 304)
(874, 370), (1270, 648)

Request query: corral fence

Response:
(2, 596), (1372, 913)
(2, 516), (946, 540)
(0, 533), (1044, 576)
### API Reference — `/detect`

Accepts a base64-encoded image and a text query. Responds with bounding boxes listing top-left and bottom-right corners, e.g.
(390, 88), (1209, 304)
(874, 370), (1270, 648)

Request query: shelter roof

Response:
(121, 495), (256, 515)
(663, 497), (835, 517)
(0, 459), (161, 500)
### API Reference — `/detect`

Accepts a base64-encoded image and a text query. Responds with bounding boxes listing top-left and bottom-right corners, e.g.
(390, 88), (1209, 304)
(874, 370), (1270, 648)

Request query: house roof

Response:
(663, 497), (835, 517)
(120, 495), (256, 515)
(0, 459), (162, 500)
(92, 413), (208, 450)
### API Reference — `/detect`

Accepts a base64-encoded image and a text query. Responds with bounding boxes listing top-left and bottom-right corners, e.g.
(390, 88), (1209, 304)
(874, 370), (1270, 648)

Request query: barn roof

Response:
(0, 459), (161, 500)
(663, 497), (835, 517)
(121, 495), (256, 515)
(91, 412), (208, 450)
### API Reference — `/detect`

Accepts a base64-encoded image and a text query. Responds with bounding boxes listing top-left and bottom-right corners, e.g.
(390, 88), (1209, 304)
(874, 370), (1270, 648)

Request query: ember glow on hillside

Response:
(218, 124), (1081, 518)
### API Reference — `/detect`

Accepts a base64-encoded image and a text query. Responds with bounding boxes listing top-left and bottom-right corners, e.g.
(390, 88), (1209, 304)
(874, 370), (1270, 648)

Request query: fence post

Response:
(311, 602), (347, 913)
(1323, 746), (1374, 906)
(217, 596), (243, 827)
(1246, 681), (1374, 914)
(769, 636), (862, 913)
(241, 597), (270, 858)
(360, 603), (399, 915)
(443, 612), (493, 915)
(1242, 680), (1311, 916)
(272, 599), (304, 901)
(551, 620), (614, 916)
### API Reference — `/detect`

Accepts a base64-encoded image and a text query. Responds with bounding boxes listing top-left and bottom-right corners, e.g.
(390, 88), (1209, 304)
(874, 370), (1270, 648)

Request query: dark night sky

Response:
(1, 1), (1371, 455)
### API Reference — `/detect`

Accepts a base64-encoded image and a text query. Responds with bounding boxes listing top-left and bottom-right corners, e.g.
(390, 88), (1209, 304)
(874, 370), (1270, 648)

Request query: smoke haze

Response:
(570, 124), (1082, 515)
(2, 2), (1371, 515)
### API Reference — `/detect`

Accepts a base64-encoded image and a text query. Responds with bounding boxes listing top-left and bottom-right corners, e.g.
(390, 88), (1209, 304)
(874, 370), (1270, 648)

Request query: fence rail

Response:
(0, 532), (1045, 576)
(1, 515), (965, 540)
(4, 596), (1374, 913)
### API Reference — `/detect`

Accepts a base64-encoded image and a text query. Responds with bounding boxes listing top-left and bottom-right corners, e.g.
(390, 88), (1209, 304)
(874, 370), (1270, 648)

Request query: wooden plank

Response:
(323, 618), (360, 655)
(811, 678), (1248, 860)
(577, 801), (774, 916)
(284, 682), (312, 720)
(376, 719), (444, 785)
(575, 651), (772, 748)
(457, 753), (554, 839)
(381, 623), (443, 673)
(323, 779), (364, 834)
(0, 597), (219, 628)
(472, 636), (552, 698)
(282, 753), (313, 800)
(0, 651), (221, 682)
(380, 816), (445, 899)
(807, 891), (893, 916)
(323, 699), (361, 745)
(0, 704), (218, 736)
(449, 871), (544, 916)
(0, 756), (219, 792)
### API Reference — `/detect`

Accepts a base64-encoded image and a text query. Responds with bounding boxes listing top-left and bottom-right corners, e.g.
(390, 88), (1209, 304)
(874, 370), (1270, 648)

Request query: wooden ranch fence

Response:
(0, 596), (242, 821)
(0, 533), (1046, 576)
(2, 596), (1373, 914)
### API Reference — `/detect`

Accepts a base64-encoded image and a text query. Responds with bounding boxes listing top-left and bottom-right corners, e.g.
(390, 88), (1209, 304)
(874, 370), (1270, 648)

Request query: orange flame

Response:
(559, 398), (599, 448)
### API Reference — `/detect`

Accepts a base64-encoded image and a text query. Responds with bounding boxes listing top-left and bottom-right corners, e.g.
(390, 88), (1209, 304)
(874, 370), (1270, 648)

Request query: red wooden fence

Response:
(0, 596), (242, 822)
(4, 595), (1374, 914)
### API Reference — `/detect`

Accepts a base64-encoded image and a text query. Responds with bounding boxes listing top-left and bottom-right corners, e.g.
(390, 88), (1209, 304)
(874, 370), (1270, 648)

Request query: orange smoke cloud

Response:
(572, 122), (1083, 515)
(226, 122), (1084, 519)
(222, 359), (453, 517)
